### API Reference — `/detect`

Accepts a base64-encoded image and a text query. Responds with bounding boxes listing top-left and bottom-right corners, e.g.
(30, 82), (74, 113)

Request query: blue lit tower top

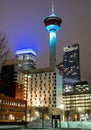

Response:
(44, 4), (62, 68)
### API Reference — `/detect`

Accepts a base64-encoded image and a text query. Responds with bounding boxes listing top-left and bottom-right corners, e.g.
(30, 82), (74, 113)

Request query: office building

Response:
(63, 81), (91, 121)
(63, 91), (91, 121)
(0, 59), (25, 99)
(0, 64), (15, 97)
(63, 43), (80, 93)
(0, 94), (26, 122)
(73, 81), (89, 93)
(16, 49), (36, 70)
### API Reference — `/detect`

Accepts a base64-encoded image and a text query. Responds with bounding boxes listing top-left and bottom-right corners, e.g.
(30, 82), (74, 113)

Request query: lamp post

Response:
(60, 104), (65, 121)
(58, 103), (65, 128)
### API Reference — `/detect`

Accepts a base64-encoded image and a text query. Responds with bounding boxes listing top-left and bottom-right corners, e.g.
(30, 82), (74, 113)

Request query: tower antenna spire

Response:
(52, 1), (54, 14)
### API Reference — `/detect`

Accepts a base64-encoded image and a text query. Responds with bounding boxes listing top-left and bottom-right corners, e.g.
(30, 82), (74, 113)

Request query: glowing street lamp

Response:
(60, 104), (65, 121)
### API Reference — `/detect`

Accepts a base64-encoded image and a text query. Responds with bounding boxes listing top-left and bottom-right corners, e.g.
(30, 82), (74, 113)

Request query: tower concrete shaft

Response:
(44, 13), (62, 68)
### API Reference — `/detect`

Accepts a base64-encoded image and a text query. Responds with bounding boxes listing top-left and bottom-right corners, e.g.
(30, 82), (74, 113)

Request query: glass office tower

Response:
(63, 43), (80, 93)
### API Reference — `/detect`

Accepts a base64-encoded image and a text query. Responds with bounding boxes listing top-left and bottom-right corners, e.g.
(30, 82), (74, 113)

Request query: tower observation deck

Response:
(44, 7), (62, 68)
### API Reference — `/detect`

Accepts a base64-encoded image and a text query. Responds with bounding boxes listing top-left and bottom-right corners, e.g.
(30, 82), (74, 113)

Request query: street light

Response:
(60, 103), (65, 121)
(57, 104), (65, 128)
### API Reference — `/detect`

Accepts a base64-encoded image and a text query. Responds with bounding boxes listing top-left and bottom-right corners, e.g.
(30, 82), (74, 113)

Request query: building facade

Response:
(25, 68), (62, 108)
(63, 43), (80, 93)
(73, 81), (89, 93)
(14, 67), (62, 108)
(0, 94), (26, 122)
(0, 59), (62, 108)
(0, 59), (26, 99)
(63, 81), (91, 121)
(0, 64), (15, 97)
(63, 92), (91, 121)
(16, 49), (36, 70)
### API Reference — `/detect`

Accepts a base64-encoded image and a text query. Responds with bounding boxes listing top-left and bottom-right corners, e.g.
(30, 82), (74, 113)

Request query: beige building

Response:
(16, 67), (62, 108)
(25, 67), (63, 108)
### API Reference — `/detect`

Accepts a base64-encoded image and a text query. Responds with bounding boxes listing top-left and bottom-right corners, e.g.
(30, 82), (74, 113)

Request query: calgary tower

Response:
(44, 3), (62, 68)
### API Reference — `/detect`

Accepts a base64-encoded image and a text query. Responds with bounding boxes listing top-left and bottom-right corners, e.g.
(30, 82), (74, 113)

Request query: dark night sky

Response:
(0, 0), (91, 83)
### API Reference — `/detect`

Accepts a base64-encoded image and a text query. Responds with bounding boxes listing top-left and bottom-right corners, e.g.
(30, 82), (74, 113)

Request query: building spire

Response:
(52, 1), (54, 14)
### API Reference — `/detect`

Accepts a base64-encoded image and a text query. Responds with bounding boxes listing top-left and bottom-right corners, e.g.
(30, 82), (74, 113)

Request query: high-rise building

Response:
(63, 43), (80, 93)
(16, 49), (36, 70)
(44, 4), (62, 68)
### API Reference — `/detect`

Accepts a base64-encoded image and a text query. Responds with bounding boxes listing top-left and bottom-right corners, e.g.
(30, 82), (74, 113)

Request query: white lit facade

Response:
(63, 79), (91, 121)
(27, 68), (62, 108)
(63, 92), (91, 121)
(14, 67), (62, 108)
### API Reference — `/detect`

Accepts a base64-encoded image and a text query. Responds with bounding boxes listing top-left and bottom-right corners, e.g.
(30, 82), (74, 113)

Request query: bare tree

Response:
(0, 32), (14, 69)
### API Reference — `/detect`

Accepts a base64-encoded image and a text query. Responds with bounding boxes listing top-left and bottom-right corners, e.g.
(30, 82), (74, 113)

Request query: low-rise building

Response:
(62, 81), (91, 122)
(0, 94), (26, 122)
